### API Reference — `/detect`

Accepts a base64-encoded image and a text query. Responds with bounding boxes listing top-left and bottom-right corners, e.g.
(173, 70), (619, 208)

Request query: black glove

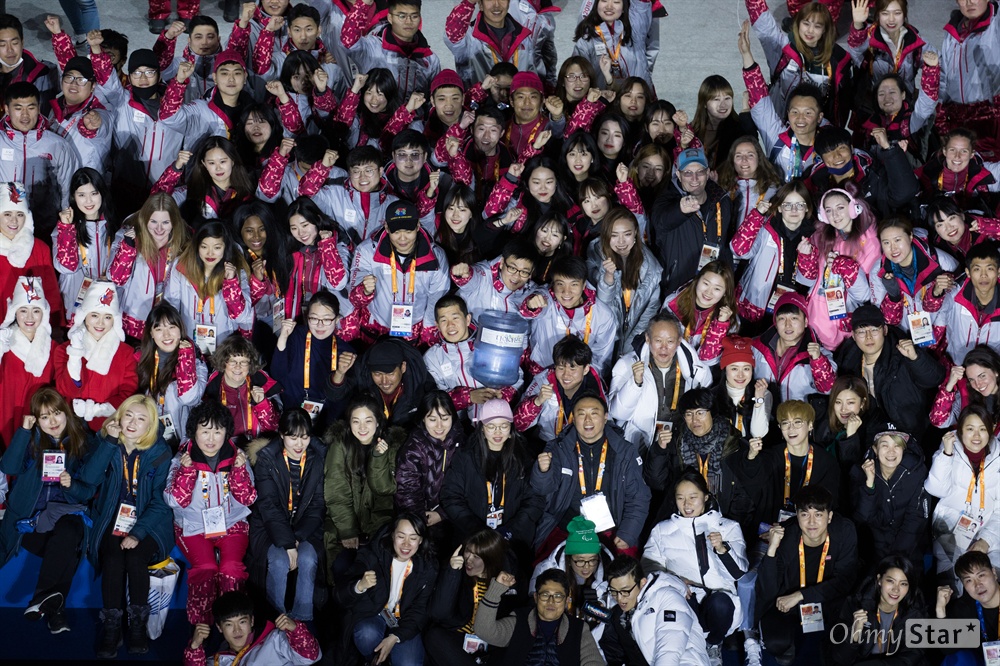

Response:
(880, 274), (902, 301)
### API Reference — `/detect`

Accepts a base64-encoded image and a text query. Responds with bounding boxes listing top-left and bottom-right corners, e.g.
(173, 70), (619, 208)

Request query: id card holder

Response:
(390, 303), (413, 337)
(983, 640), (1000, 666)
(800, 602), (824, 633)
(195, 324), (217, 356)
(825, 287), (847, 320)
(580, 492), (615, 532)
(953, 511), (982, 551)
(202, 506), (227, 538)
(698, 244), (720, 271)
(74, 277), (94, 310)
(766, 285), (795, 313)
(778, 509), (795, 523)
(463, 634), (487, 654)
(594, 41), (608, 58)
(154, 282), (165, 306)
(301, 400), (325, 420)
(159, 413), (176, 441)
(113, 503), (137, 536)
(271, 297), (286, 335)
(655, 421), (672, 435)
(908, 312), (935, 347)
(380, 608), (399, 628)
(42, 450), (65, 483)
(486, 507), (504, 529)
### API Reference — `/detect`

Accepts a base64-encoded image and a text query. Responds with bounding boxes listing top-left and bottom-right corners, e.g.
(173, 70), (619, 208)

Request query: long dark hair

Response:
(234, 103), (282, 165)
(961, 346), (1000, 429)
(343, 394), (388, 483)
(175, 220), (249, 299)
(287, 196), (335, 251)
(854, 555), (925, 616)
(417, 390), (460, 439)
(185, 136), (254, 222)
(600, 207), (644, 290)
(232, 200), (291, 290)
(574, 0), (633, 45)
(358, 67), (399, 141)
(69, 167), (118, 246)
(559, 130), (603, 189)
(471, 418), (526, 480)
(137, 302), (193, 397)
(29, 387), (90, 465)
(520, 155), (573, 222)
(435, 184), (482, 266)
(279, 50), (320, 94)
(380, 511), (434, 562)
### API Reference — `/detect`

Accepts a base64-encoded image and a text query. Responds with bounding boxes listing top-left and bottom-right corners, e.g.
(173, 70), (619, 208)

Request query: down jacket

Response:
(394, 422), (466, 516)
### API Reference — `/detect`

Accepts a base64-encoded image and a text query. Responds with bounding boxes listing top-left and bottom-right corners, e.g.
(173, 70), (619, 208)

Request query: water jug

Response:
(471, 310), (529, 388)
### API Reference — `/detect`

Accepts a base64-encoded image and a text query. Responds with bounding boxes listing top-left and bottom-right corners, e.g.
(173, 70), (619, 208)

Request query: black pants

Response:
(689, 591), (736, 645)
(99, 527), (159, 609)
(20, 514), (85, 602)
(423, 626), (487, 666)
(759, 606), (824, 665)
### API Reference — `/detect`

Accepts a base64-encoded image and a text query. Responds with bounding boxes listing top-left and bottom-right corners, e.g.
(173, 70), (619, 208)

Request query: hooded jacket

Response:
(51, 217), (119, 317)
(731, 208), (810, 322)
(0, 117), (79, 232)
(846, 21), (926, 95)
(531, 424), (651, 549)
(107, 233), (174, 338)
(869, 233), (959, 333)
(931, 274), (1000, 364)
(163, 262), (254, 351)
(939, 1), (1000, 105)
(520, 285), (618, 376)
(571, 0), (653, 90)
(453, 257), (536, 322)
(136, 344), (207, 448)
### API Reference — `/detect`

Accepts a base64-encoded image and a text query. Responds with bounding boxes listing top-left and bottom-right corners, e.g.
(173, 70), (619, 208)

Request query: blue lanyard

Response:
(976, 601), (998, 641)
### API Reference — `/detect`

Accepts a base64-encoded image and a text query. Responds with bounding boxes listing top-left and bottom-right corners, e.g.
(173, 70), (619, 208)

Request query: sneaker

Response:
(24, 592), (64, 621)
(707, 643), (723, 666)
(73, 34), (88, 48)
(148, 18), (166, 34)
(48, 610), (70, 634)
(744, 637), (763, 666)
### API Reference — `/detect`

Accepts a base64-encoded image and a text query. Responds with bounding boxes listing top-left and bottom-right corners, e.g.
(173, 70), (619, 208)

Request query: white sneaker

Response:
(707, 643), (723, 666)
(744, 637), (763, 666)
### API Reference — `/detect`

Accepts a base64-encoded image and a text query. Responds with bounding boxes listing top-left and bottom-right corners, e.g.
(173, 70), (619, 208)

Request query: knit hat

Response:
(510, 71), (543, 94)
(127, 49), (159, 74)
(64, 56), (95, 81)
(385, 200), (420, 233)
(0, 182), (34, 268)
(564, 516), (601, 555)
(851, 303), (885, 330)
(213, 49), (246, 74)
(676, 147), (709, 171)
(772, 291), (808, 326)
(0, 276), (52, 377)
(66, 280), (125, 379)
(720, 336), (754, 368)
(367, 340), (406, 372)
(431, 69), (464, 94)
(480, 398), (513, 424)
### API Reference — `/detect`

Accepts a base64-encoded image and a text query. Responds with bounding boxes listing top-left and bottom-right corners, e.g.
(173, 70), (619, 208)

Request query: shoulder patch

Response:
(636, 456), (643, 466)
(663, 610), (676, 622)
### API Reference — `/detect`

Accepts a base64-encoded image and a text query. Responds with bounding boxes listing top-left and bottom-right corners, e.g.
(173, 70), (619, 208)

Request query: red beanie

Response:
(772, 291), (808, 326)
(720, 336), (754, 368)
(510, 71), (543, 94)
(431, 69), (464, 94)
(213, 49), (246, 74)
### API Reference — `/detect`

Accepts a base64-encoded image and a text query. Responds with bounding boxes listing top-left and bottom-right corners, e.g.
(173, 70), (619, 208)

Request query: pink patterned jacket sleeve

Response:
(226, 22), (251, 54)
(108, 240), (137, 286)
(810, 354), (836, 393)
(159, 78), (187, 120)
(55, 222), (80, 271)
(286, 623), (321, 661)
(91, 51), (114, 86)
(731, 209), (765, 256)
(222, 277), (247, 318)
(699, 317), (729, 361)
(798, 245), (819, 280)
(449, 386), (473, 411)
(830, 255), (860, 288)
(249, 274), (272, 305)
(252, 29), (276, 75)
(278, 97), (305, 135)
(76, 116), (99, 139)
(169, 463), (199, 507)
(880, 288), (904, 325)
(349, 283), (376, 309)
(921, 63), (940, 102)
(417, 185), (436, 218)
(313, 87), (337, 114)
(434, 122), (466, 165)
(384, 105), (416, 139)
(298, 162), (332, 197)
(51, 32), (76, 72)
(151, 164), (183, 194)
(745, 0), (768, 24)
(153, 33), (176, 72)
(975, 216), (1000, 238)
(228, 462), (257, 506)
(514, 394), (543, 432)
(922, 289), (945, 313)
(449, 144), (474, 185)
(742, 63), (769, 107)
(445, 0), (476, 44)
(340, 0), (375, 49)
(257, 148), (288, 200)
(565, 98), (603, 135)
(484, 175), (518, 217)
(181, 644), (205, 666)
(334, 89), (360, 125)
(847, 23), (870, 49)
(929, 381), (958, 427)
(614, 178), (644, 215)
(176, 344), (198, 396)
(318, 236), (347, 287)
(337, 306), (365, 341)
(467, 82), (488, 106)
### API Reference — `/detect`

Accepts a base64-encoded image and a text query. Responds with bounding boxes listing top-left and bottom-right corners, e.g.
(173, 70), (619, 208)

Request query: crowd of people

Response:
(0, 0), (999, 664)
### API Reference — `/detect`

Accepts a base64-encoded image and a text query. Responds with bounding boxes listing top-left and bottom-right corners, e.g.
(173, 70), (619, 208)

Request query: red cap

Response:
(213, 49), (246, 74)
(510, 71), (543, 94)
(720, 336), (754, 368)
(431, 69), (464, 94)
(772, 291), (808, 326)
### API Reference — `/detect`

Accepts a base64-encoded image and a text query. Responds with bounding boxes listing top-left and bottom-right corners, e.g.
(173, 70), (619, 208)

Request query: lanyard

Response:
(216, 641), (253, 666)
(684, 309), (714, 343)
(622, 288), (633, 311)
(303, 333), (337, 392)
(221, 378), (254, 432)
(784, 447), (814, 504)
(392, 560), (413, 617)
(798, 534), (830, 588)
(505, 116), (542, 150)
(736, 411), (744, 435)
(938, 169), (969, 194)
(486, 474), (505, 511)
(696, 453), (711, 481)
(200, 468), (229, 508)
(390, 251), (417, 302)
(556, 397), (572, 435)
(564, 306), (593, 343)
(123, 453), (139, 500)
(876, 609), (897, 652)
(965, 465), (987, 515)
(576, 440), (608, 495)
(283, 449), (305, 513)
(594, 24), (623, 63)
(196, 293), (216, 323)
(79, 222), (111, 276)
(976, 601), (1000, 640)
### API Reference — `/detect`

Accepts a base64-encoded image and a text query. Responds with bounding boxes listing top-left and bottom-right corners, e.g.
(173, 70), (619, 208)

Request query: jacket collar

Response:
(372, 228), (440, 271)
(945, 2), (997, 42)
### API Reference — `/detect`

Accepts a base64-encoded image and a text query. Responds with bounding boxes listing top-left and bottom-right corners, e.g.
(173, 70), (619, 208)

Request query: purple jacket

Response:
(394, 423), (466, 515)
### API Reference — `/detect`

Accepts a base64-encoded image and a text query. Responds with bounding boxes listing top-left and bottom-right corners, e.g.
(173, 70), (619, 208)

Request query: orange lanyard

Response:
(303, 333), (337, 391)
(698, 203), (723, 241)
(122, 453), (139, 500)
(486, 474), (506, 510)
(505, 116), (542, 148)
(79, 224), (111, 275)
(197, 293), (216, 323)
(283, 449), (305, 513)
(392, 560), (413, 617)
(565, 307), (594, 343)
(965, 466), (987, 515)
(684, 310), (714, 343)
(799, 535), (830, 588)
(784, 447), (814, 504)
(623, 288), (633, 311)
(221, 378), (254, 432)
(390, 251), (417, 302)
(576, 440), (608, 495)
(488, 43), (519, 67)
(217, 641), (253, 666)
(594, 24), (623, 63)
(736, 411), (744, 434)
(877, 610), (897, 651)
(556, 397), (573, 435)
(696, 453), (711, 481)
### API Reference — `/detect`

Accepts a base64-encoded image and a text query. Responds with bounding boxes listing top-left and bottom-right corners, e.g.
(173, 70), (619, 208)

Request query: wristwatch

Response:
(753, 397), (765, 405)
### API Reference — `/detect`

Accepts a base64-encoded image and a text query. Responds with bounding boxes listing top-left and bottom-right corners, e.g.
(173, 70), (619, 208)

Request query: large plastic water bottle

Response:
(471, 310), (530, 388)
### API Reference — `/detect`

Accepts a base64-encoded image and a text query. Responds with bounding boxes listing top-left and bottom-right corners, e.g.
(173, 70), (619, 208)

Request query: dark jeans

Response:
(759, 606), (824, 666)
(690, 591), (736, 645)
(99, 526), (159, 609)
(20, 514), (85, 603)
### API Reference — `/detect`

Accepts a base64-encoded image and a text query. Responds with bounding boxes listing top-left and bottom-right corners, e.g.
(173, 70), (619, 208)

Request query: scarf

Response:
(678, 418), (729, 493)
(67, 330), (120, 379)
(6, 325), (51, 376)
(0, 222), (34, 268)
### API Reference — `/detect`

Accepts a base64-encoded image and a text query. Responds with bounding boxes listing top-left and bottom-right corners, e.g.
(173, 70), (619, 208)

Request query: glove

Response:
(66, 329), (86, 381)
(496, 526), (514, 541)
(880, 274), (902, 301)
(92, 402), (116, 419)
(73, 398), (90, 419)
(0, 327), (12, 353)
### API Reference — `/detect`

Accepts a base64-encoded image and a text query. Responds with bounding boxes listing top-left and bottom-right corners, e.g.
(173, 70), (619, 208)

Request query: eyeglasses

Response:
(683, 409), (710, 419)
(853, 327), (881, 339)
(391, 11), (421, 22)
(564, 73), (590, 82)
(307, 316), (336, 326)
(679, 169), (708, 180)
(570, 557), (599, 568)
(780, 202), (807, 211)
(394, 150), (425, 163)
(779, 419), (807, 430)
(607, 583), (638, 599)
(62, 75), (91, 85)
(130, 69), (158, 79)
(226, 358), (251, 368)
(537, 592), (566, 602)
(483, 422), (511, 433)
(350, 166), (378, 178)
(503, 262), (533, 279)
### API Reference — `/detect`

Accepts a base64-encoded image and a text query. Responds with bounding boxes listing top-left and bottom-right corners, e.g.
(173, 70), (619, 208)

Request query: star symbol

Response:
(967, 623), (977, 633)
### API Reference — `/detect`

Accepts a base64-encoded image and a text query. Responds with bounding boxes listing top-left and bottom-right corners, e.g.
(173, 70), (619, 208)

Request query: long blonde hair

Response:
(103, 395), (160, 450)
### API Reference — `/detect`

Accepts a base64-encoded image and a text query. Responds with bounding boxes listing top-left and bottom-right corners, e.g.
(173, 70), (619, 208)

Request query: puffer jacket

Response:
(643, 510), (747, 636)
(164, 440), (257, 537)
(939, 1), (1000, 105)
(618, 572), (710, 666)
(850, 440), (929, 564)
(520, 285), (618, 376)
(751, 325), (837, 402)
(587, 239), (663, 359)
(51, 218), (119, 317)
(394, 422), (466, 516)
(444, 1), (538, 88)
(870, 233), (959, 334)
